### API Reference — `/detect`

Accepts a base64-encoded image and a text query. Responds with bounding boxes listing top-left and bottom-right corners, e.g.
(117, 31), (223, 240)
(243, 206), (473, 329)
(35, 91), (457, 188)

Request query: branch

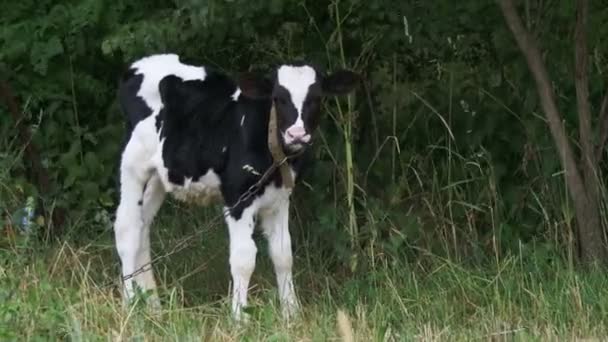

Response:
(497, 0), (588, 208)
(574, 0), (596, 193)
(595, 89), (608, 161)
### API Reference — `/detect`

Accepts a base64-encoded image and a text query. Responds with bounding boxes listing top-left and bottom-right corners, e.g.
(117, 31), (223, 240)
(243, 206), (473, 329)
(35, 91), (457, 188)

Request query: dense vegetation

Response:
(2, 0), (608, 339)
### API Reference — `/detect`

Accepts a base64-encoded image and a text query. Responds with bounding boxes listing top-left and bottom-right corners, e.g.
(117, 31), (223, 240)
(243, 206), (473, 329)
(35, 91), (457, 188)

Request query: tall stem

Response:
(335, 0), (358, 263)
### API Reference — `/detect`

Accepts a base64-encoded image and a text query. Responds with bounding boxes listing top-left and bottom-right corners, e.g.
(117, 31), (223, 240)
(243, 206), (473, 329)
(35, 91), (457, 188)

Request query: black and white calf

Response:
(114, 54), (358, 319)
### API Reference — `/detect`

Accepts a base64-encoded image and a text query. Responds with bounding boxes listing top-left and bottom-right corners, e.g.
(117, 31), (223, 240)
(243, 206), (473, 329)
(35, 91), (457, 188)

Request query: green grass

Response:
(2, 206), (608, 341)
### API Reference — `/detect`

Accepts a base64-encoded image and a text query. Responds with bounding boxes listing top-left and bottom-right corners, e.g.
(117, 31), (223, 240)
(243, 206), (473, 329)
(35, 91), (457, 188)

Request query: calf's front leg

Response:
(260, 197), (299, 319)
(225, 206), (257, 320)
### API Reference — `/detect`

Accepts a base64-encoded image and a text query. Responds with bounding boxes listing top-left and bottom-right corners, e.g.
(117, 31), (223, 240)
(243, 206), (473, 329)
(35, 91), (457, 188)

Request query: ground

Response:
(2, 204), (608, 341)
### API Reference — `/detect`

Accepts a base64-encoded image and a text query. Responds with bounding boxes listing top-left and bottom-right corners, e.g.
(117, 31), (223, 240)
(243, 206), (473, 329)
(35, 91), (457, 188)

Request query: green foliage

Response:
(2, 0), (608, 266)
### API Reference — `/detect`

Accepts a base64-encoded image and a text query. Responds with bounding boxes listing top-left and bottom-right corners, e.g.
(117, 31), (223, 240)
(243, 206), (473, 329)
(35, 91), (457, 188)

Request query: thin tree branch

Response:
(595, 90), (608, 161)
(574, 0), (595, 192)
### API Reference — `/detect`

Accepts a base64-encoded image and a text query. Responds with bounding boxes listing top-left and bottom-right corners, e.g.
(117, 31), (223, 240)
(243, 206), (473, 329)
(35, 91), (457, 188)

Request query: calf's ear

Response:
(238, 72), (273, 99)
(321, 70), (360, 95)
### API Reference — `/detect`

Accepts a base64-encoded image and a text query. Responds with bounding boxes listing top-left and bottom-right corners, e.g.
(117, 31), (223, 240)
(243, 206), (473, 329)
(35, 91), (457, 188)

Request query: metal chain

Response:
(116, 152), (301, 286)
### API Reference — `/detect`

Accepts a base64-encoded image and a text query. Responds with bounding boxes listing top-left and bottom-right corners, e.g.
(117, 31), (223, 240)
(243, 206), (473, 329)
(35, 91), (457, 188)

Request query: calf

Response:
(114, 54), (358, 319)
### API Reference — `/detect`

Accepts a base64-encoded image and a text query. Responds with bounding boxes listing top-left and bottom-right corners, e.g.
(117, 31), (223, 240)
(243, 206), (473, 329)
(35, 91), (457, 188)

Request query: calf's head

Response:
(240, 64), (359, 152)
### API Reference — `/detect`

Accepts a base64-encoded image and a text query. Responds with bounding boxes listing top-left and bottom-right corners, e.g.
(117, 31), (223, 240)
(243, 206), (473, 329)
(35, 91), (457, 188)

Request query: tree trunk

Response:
(573, 0), (605, 264)
(497, 0), (606, 265)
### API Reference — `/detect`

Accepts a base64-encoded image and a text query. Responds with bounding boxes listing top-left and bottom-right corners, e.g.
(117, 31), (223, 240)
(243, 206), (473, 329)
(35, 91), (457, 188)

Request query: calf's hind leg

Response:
(138, 174), (166, 306)
(114, 139), (160, 306)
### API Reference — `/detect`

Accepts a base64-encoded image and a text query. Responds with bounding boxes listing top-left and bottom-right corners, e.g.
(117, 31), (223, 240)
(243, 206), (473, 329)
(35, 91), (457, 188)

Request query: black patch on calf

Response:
(119, 68), (153, 139)
(117, 68), (154, 193)
(301, 83), (323, 133)
(156, 70), (241, 186)
(273, 85), (299, 134)
(238, 72), (273, 99)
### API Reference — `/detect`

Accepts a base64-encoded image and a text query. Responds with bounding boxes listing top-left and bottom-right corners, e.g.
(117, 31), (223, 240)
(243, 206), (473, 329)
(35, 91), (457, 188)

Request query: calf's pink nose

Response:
(286, 126), (307, 140)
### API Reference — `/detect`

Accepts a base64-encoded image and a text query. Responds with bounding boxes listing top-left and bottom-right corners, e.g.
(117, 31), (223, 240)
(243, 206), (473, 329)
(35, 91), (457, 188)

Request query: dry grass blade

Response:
(337, 309), (354, 342)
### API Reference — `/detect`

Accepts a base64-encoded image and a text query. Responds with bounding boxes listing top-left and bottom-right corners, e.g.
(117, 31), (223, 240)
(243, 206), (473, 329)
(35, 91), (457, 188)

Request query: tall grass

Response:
(2, 221), (608, 340)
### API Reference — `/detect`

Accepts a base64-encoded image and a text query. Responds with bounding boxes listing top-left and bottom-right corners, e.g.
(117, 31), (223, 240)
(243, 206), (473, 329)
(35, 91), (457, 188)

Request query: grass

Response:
(2, 204), (608, 341)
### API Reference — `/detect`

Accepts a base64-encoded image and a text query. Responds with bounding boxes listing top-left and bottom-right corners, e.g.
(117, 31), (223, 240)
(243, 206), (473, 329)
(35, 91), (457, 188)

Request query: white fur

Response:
(259, 191), (299, 318)
(226, 184), (295, 320)
(232, 88), (241, 101)
(171, 170), (223, 205)
(277, 65), (316, 117)
(132, 54), (207, 113)
(277, 65), (316, 147)
(226, 206), (257, 320)
(242, 164), (261, 176)
(115, 54), (300, 320)
(114, 122), (158, 305)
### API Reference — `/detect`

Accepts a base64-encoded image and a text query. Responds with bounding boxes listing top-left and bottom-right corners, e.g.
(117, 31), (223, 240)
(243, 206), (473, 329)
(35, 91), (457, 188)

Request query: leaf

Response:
(83, 133), (98, 145)
(100, 39), (114, 55)
(36, 216), (45, 226)
(269, 0), (283, 15)
(30, 36), (64, 76)
(84, 152), (99, 173)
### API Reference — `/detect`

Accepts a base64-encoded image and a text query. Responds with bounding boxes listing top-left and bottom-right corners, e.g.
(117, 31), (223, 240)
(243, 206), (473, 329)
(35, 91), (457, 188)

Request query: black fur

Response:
(118, 58), (357, 220)
(118, 68), (153, 139)
(120, 70), (307, 220)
